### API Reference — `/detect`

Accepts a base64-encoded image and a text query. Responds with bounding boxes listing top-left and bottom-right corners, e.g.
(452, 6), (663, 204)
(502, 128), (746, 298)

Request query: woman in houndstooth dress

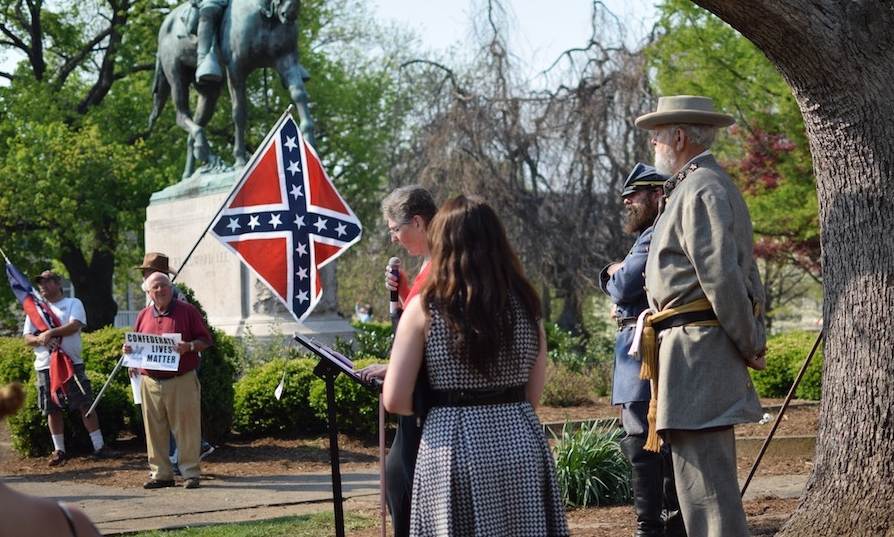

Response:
(384, 195), (569, 536)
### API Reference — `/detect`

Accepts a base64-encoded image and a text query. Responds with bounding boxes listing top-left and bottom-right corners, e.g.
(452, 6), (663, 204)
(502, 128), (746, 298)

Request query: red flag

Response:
(209, 110), (362, 321)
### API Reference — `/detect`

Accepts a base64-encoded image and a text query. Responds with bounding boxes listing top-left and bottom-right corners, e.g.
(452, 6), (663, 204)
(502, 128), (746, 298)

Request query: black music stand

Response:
(294, 334), (381, 537)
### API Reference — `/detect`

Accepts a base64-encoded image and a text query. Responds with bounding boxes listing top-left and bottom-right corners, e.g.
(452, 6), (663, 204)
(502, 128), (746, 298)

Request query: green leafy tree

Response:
(0, 0), (182, 329)
(0, 0), (416, 331)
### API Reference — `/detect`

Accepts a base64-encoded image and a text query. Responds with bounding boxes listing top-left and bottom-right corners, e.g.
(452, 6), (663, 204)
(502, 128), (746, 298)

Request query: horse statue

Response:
(149, 0), (315, 178)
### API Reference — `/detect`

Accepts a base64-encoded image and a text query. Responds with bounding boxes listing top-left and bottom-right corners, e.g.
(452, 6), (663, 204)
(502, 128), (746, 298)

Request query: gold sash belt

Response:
(630, 297), (720, 452)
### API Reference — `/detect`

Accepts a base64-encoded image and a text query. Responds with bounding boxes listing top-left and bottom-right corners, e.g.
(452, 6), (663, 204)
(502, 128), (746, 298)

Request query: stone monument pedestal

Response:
(145, 170), (354, 344)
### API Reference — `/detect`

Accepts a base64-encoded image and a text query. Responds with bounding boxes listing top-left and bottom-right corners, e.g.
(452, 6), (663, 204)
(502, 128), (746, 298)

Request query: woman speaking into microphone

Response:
(357, 184), (436, 537)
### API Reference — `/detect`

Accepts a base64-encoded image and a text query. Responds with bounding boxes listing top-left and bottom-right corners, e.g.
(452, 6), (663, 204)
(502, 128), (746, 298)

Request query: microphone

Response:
(388, 257), (401, 316)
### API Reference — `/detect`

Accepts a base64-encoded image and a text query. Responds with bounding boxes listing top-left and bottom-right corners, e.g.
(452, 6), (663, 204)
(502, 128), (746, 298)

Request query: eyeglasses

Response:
(387, 221), (410, 236)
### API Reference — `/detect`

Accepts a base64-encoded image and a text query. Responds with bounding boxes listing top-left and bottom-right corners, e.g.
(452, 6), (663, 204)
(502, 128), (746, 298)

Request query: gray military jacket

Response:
(644, 154), (765, 431)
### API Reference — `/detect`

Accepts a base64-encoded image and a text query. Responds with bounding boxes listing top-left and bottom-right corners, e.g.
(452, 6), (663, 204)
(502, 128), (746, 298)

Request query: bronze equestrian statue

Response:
(149, 0), (316, 178)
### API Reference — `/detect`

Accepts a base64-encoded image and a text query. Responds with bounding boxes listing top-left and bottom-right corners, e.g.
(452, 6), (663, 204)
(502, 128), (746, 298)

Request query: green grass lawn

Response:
(129, 512), (376, 536)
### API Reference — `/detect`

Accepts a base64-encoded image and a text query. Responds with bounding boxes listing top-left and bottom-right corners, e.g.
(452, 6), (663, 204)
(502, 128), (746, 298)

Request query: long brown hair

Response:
(421, 195), (541, 377)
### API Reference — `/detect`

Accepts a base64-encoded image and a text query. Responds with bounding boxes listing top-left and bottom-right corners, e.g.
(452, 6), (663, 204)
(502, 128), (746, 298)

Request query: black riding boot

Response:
(621, 434), (665, 537)
(661, 444), (687, 537)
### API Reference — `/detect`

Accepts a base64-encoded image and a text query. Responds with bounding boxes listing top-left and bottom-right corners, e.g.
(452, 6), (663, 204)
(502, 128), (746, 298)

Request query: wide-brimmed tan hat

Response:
(136, 252), (177, 275)
(635, 95), (735, 130)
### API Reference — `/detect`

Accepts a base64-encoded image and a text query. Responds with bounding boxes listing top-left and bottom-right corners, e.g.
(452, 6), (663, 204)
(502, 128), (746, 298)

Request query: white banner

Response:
(123, 332), (181, 372)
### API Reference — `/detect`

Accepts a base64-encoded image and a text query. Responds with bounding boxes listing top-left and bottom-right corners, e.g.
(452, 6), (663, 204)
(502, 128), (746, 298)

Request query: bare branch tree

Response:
(390, 0), (656, 331)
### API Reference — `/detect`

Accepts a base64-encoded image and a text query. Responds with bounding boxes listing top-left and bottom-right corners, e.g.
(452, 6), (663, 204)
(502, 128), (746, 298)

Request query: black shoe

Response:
(143, 479), (176, 489)
(90, 447), (117, 459)
(48, 450), (67, 467)
(183, 478), (200, 489)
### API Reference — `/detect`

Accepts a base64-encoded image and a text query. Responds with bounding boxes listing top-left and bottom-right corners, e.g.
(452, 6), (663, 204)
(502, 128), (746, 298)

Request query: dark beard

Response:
(624, 203), (658, 234)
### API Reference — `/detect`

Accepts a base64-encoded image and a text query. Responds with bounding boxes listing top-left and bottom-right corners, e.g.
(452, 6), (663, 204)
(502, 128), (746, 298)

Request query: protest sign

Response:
(123, 332), (181, 372)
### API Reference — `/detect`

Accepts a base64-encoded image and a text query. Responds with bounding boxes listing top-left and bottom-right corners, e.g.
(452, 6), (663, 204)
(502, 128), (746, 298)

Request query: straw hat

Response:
(635, 95), (735, 130)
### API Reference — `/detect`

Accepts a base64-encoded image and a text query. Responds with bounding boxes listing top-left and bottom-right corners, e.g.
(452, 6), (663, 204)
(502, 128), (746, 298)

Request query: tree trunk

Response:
(60, 239), (118, 332)
(693, 1), (894, 534)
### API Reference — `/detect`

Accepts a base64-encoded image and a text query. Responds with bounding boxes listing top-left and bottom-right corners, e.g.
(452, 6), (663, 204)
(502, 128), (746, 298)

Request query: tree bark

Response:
(693, 1), (894, 534)
(59, 237), (119, 332)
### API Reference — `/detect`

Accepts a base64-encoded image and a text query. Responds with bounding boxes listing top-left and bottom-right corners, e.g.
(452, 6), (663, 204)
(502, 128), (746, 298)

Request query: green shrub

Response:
(0, 336), (33, 383)
(541, 362), (593, 407)
(552, 421), (631, 507)
(335, 321), (392, 360)
(788, 333), (823, 400)
(7, 369), (130, 456)
(82, 326), (128, 375)
(233, 357), (324, 436)
(751, 330), (823, 399)
(308, 356), (381, 438)
(200, 328), (238, 442)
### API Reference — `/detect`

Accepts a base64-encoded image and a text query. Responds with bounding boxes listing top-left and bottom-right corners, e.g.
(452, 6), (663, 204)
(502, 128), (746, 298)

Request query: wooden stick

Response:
(740, 330), (824, 497)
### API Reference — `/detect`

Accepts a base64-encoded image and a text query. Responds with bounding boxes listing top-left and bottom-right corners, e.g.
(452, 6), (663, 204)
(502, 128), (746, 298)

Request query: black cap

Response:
(622, 163), (668, 197)
(33, 270), (62, 284)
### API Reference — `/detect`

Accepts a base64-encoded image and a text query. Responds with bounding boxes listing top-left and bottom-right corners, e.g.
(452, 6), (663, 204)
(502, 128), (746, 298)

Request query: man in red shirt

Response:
(124, 271), (212, 489)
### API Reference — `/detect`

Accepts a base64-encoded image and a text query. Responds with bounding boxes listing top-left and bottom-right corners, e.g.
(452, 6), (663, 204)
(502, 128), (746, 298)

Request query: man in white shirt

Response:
(23, 270), (108, 466)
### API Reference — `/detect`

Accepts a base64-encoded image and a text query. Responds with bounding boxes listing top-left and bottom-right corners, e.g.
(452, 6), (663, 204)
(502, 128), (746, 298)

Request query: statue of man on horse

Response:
(149, 0), (315, 178)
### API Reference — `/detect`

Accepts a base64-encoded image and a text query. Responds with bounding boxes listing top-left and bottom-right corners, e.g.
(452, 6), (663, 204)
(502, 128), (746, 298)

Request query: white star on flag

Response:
(296, 266), (308, 280)
(284, 136), (298, 152)
(287, 161), (301, 175)
(248, 215), (261, 229)
(313, 217), (328, 232)
(226, 218), (240, 232)
(269, 214), (282, 229)
(296, 289), (309, 303)
(294, 214), (305, 229)
(335, 222), (347, 237)
(295, 242), (308, 256)
(290, 184), (303, 199)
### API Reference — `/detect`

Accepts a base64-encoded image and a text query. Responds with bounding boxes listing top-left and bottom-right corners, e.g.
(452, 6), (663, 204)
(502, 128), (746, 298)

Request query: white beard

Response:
(654, 147), (677, 176)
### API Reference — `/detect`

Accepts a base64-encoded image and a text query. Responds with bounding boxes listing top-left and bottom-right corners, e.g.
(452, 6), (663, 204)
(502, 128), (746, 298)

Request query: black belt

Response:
(429, 385), (527, 407)
(652, 309), (717, 332)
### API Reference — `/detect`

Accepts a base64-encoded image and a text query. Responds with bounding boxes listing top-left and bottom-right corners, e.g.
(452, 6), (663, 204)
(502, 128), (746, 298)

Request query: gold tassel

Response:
(644, 397), (661, 452)
(639, 322), (657, 381)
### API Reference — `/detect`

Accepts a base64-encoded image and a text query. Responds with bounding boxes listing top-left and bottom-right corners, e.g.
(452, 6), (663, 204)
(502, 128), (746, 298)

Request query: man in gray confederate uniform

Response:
(633, 95), (767, 537)
(600, 164), (685, 537)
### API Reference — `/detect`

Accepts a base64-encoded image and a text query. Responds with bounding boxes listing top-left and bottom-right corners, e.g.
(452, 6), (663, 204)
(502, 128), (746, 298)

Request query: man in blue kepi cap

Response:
(600, 163), (686, 537)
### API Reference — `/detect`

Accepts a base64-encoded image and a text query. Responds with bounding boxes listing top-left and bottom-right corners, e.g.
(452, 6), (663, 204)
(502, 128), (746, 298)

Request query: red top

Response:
(405, 261), (431, 305)
(134, 299), (213, 379)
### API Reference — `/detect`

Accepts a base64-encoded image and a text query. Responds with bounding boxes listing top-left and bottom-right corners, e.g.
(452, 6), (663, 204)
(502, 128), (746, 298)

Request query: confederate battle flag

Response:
(3, 252), (80, 404)
(209, 110), (362, 321)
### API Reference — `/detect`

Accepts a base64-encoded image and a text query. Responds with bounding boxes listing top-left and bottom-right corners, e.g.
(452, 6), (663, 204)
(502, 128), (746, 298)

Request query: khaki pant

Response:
(666, 427), (749, 537)
(141, 370), (201, 480)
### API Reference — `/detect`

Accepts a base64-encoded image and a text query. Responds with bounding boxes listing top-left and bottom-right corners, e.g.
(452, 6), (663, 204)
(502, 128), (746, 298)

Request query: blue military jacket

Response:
(599, 226), (653, 405)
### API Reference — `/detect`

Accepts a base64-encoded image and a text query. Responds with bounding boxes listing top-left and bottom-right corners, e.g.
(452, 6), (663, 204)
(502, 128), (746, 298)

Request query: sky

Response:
(0, 1), (659, 86)
(371, 0), (659, 81)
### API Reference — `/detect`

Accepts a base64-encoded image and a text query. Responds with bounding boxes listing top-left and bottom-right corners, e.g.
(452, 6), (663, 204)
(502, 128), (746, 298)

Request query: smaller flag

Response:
(3, 253), (78, 405)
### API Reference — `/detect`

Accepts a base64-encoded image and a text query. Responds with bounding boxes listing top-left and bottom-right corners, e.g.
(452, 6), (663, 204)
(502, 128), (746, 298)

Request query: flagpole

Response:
(85, 355), (125, 417)
(172, 105), (297, 282)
